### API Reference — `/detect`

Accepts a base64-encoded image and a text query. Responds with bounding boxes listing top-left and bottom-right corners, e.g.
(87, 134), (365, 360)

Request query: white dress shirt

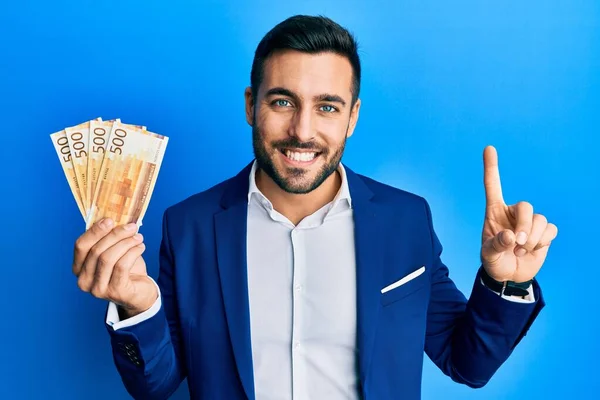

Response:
(106, 161), (534, 399)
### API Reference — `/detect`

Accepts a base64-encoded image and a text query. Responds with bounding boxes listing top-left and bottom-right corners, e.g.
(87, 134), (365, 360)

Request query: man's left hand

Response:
(480, 146), (558, 283)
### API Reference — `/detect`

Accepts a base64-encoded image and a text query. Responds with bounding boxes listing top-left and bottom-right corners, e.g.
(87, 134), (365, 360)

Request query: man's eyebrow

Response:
(314, 93), (346, 107)
(265, 87), (347, 107)
(264, 87), (299, 101)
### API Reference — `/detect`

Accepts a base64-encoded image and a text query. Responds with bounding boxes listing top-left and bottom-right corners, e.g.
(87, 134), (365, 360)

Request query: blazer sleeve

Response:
(104, 209), (187, 399)
(422, 199), (545, 388)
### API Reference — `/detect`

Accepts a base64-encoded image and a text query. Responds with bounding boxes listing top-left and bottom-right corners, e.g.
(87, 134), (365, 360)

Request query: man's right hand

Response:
(73, 218), (158, 319)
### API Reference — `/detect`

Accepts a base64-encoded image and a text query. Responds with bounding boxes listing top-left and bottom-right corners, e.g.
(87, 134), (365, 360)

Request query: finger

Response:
(73, 218), (114, 276)
(487, 229), (516, 256)
(509, 201), (534, 246)
(520, 214), (547, 254)
(109, 243), (146, 293)
(483, 145), (505, 206)
(533, 223), (558, 251)
(77, 223), (139, 292)
(481, 230), (515, 266)
(89, 233), (144, 298)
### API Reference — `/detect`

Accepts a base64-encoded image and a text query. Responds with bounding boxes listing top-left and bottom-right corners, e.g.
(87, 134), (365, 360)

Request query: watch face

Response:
(504, 281), (532, 297)
(504, 287), (530, 297)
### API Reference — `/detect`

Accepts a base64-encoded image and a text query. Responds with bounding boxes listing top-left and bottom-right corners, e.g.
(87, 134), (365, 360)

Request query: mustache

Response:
(272, 138), (325, 153)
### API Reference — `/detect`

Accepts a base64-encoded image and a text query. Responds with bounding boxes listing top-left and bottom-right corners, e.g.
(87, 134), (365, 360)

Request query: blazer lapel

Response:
(214, 162), (255, 400)
(345, 166), (386, 391)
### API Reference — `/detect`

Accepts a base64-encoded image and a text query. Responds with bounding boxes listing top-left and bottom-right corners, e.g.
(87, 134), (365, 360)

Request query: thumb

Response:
(483, 229), (516, 258)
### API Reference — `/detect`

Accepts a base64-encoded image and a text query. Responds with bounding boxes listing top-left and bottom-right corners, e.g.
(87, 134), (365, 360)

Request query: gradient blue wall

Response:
(1, 0), (597, 398)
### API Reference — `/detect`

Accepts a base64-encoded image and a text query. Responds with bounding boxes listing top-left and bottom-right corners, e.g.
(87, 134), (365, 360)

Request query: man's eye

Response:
(274, 99), (291, 107)
(320, 105), (337, 113)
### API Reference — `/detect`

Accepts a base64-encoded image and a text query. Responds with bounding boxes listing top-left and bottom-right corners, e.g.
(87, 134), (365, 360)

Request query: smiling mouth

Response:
(279, 148), (322, 162)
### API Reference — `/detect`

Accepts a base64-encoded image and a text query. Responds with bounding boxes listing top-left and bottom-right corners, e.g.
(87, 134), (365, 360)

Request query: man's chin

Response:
(273, 171), (318, 194)
(256, 152), (338, 195)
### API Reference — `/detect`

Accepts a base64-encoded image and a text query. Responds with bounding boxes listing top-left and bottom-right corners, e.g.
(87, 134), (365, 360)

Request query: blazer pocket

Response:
(380, 266), (428, 306)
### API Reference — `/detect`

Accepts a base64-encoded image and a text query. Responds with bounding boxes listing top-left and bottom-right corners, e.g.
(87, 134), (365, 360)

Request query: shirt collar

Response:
(247, 159), (353, 211)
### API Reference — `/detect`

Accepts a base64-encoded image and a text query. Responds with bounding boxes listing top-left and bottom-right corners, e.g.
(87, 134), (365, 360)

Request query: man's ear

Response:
(245, 87), (254, 126)
(346, 98), (361, 138)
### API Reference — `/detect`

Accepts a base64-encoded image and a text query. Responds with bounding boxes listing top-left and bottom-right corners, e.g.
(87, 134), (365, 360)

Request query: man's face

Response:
(245, 50), (361, 194)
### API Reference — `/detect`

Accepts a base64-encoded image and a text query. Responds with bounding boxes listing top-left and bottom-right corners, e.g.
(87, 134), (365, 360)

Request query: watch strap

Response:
(480, 267), (532, 297)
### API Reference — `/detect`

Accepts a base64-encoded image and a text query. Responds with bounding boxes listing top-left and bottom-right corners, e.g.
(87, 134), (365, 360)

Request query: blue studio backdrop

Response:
(1, 1), (598, 399)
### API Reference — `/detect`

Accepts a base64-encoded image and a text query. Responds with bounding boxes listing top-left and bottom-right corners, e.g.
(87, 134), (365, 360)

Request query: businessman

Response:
(73, 15), (558, 400)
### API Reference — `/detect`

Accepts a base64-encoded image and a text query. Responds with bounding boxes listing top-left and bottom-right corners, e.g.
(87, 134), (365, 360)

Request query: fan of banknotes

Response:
(50, 118), (169, 230)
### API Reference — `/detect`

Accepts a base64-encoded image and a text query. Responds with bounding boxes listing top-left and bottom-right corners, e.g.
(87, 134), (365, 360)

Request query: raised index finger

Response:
(72, 218), (114, 275)
(483, 145), (505, 206)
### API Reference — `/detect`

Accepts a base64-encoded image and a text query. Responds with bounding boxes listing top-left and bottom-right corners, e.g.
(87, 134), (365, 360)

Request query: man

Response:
(73, 15), (558, 400)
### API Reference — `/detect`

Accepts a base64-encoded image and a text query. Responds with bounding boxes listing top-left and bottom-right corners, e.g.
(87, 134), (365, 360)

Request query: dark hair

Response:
(250, 15), (361, 105)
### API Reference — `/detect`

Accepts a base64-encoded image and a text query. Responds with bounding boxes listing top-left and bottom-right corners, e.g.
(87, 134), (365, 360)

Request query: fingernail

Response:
(133, 233), (143, 241)
(101, 218), (113, 229)
(124, 223), (137, 231)
(516, 232), (527, 245)
(516, 247), (527, 257)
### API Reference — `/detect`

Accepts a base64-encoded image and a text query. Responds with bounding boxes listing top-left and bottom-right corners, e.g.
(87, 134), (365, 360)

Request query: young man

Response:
(73, 15), (557, 400)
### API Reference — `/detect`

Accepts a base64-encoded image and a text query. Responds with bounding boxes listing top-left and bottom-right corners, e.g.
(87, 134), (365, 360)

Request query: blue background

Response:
(1, 0), (597, 398)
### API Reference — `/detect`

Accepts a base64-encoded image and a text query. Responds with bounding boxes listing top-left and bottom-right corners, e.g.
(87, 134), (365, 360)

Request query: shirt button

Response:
(295, 284), (302, 292)
(293, 341), (301, 349)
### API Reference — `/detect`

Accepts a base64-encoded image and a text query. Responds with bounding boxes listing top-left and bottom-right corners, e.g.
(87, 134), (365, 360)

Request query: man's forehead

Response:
(261, 50), (353, 100)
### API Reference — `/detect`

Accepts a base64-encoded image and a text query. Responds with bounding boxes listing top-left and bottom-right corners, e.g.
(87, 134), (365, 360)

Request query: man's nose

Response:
(288, 107), (315, 143)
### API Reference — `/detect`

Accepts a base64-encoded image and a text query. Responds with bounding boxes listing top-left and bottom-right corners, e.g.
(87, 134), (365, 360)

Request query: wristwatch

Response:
(480, 266), (533, 297)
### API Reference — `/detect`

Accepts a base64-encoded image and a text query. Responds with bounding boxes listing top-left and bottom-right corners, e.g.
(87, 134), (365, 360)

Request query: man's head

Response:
(245, 15), (362, 194)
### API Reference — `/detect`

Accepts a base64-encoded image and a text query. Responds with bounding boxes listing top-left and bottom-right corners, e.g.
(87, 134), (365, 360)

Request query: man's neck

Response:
(255, 168), (342, 226)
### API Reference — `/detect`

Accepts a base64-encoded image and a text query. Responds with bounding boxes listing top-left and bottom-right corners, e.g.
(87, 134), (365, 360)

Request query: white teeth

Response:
(285, 150), (316, 162)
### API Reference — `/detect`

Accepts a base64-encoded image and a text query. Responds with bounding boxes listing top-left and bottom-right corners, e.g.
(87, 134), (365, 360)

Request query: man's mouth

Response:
(279, 148), (322, 163)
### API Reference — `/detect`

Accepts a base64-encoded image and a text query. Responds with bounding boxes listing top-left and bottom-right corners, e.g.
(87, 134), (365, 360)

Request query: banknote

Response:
(64, 118), (100, 213)
(87, 119), (118, 216)
(87, 119), (148, 218)
(50, 129), (87, 220)
(87, 122), (169, 229)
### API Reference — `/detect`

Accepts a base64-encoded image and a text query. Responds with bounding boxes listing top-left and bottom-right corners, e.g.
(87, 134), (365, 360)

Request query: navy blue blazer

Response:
(106, 161), (544, 399)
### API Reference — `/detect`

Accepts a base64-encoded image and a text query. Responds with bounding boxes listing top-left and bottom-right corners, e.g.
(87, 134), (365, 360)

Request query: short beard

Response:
(252, 124), (346, 194)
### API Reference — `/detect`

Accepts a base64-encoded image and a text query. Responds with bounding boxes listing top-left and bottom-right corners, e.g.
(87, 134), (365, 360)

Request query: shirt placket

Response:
(290, 227), (306, 400)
